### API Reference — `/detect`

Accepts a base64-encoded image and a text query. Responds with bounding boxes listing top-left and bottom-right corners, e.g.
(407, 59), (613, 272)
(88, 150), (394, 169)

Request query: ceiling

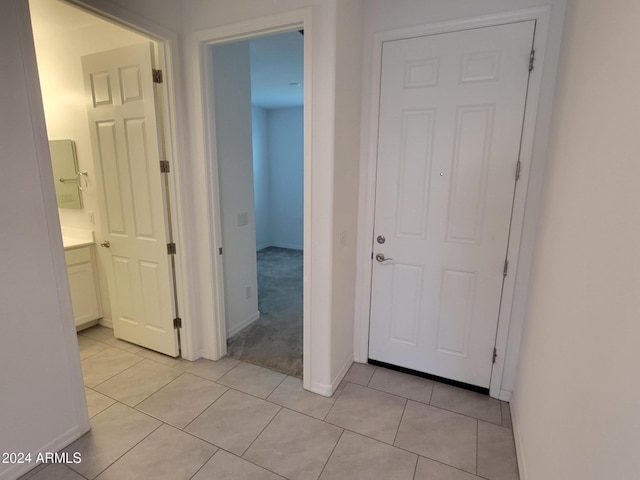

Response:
(249, 31), (304, 109)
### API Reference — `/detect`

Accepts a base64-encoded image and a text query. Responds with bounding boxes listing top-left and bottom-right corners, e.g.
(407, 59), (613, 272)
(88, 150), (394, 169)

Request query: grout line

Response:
(411, 453), (419, 480)
(316, 428), (345, 479)
(185, 448), (218, 480)
(476, 419), (479, 476)
(238, 406), (283, 457)
(392, 398), (409, 446)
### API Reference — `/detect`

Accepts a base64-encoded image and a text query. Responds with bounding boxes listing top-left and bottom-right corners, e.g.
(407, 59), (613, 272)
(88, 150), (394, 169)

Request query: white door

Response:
(369, 21), (535, 388)
(82, 43), (178, 356)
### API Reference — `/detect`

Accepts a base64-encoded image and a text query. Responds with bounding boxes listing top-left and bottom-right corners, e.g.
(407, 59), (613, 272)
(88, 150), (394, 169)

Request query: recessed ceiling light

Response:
(290, 82), (302, 87)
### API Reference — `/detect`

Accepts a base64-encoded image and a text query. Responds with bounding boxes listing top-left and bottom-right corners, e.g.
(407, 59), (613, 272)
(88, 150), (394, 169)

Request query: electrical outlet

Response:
(339, 231), (347, 247)
(245, 286), (251, 299)
(88, 212), (95, 225)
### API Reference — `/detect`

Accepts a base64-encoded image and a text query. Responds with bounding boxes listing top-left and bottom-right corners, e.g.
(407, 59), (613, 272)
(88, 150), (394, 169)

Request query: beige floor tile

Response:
(368, 368), (433, 404)
(85, 387), (116, 418)
(325, 382), (405, 444)
(137, 373), (228, 428)
(94, 359), (181, 406)
(104, 337), (143, 353)
(477, 421), (519, 480)
(178, 356), (239, 382)
(137, 347), (182, 367)
(501, 401), (513, 429)
(79, 325), (115, 342)
(217, 362), (286, 398)
(77, 335), (110, 360)
(94, 424), (216, 480)
(319, 431), (417, 480)
(342, 362), (376, 386)
(81, 347), (144, 388)
(192, 450), (285, 480)
(267, 376), (336, 420)
(430, 383), (502, 424)
(395, 401), (477, 473)
(185, 389), (280, 455)
(244, 409), (342, 480)
(19, 464), (85, 480)
(414, 457), (482, 480)
(63, 403), (161, 479)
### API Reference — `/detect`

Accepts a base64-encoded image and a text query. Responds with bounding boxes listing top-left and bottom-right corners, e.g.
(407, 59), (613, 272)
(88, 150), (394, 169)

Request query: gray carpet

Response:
(226, 247), (303, 377)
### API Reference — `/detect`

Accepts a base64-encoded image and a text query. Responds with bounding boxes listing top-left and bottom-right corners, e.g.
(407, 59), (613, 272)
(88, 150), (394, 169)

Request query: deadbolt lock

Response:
(376, 235), (386, 244)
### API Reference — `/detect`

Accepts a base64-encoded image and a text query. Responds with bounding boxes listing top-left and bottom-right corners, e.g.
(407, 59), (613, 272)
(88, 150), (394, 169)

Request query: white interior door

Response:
(82, 43), (178, 356)
(369, 21), (535, 388)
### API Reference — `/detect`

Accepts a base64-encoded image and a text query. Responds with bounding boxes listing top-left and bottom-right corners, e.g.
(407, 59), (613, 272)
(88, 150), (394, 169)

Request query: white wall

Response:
(212, 41), (260, 338)
(0, 1), (89, 479)
(512, 1), (640, 478)
(267, 107), (304, 250)
(30, 0), (153, 326)
(330, 0), (363, 384)
(252, 106), (270, 250)
(355, 0), (567, 397)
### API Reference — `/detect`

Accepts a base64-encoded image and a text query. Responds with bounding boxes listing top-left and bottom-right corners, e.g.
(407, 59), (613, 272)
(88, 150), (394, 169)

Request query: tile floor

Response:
(20, 325), (518, 480)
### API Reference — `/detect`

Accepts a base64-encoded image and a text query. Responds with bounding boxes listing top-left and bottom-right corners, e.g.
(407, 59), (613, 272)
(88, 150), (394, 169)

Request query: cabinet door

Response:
(67, 255), (102, 326)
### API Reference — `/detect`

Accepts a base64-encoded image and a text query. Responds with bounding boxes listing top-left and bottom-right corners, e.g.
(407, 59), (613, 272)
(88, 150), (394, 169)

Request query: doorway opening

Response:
(210, 31), (305, 377)
(29, 0), (182, 357)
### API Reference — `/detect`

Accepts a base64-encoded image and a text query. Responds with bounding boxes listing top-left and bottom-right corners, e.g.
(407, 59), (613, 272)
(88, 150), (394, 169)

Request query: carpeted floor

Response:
(226, 247), (303, 377)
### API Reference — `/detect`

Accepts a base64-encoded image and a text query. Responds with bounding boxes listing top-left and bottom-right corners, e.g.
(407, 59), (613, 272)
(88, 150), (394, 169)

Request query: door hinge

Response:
(153, 69), (163, 84)
(503, 259), (509, 277)
(160, 160), (170, 173)
(515, 160), (521, 181)
(218, 247), (223, 255)
(529, 49), (535, 72)
(173, 317), (182, 329)
(493, 347), (498, 364)
(167, 242), (177, 255)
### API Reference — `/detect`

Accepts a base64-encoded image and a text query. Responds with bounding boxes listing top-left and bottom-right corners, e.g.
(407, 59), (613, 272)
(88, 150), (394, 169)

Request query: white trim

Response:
(312, 355), (352, 398)
(354, 6), (555, 398)
(226, 311), (261, 338)
(185, 9), (313, 384)
(499, 389), (513, 402)
(510, 393), (529, 480)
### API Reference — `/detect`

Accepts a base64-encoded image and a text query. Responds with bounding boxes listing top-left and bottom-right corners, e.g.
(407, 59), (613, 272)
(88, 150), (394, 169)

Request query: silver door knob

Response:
(100, 240), (111, 248)
(375, 253), (392, 263)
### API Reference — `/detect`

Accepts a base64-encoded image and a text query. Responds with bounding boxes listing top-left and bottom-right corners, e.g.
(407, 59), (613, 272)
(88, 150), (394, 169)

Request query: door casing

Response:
(354, 7), (556, 399)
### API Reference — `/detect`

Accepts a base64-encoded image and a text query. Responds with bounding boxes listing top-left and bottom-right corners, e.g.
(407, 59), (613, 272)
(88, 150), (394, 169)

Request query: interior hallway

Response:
(20, 325), (517, 480)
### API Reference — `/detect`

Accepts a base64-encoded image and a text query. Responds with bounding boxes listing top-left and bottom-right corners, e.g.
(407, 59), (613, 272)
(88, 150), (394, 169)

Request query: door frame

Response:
(53, 0), (192, 358)
(354, 7), (554, 399)
(186, 9), (313, 385)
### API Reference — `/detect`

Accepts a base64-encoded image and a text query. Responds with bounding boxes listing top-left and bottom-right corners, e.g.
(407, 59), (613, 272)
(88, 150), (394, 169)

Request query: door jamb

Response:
(186, 9), (313, 384)
(354, 7), (553, 399)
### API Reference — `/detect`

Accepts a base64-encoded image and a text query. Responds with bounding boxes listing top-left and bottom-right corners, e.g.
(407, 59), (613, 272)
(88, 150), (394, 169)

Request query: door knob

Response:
(100, 240), (111, 248)
(375, 253), (392, 263)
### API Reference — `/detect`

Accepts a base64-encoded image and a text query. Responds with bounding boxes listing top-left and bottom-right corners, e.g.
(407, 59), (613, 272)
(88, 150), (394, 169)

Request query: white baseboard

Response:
(0, 423), (89, 480)
(226, 311), (260, 338)
(510, 393), (529, 480)
(98, 318), (113, 329)
(499, 389), (512, 402)
(309, 356), (353, 398)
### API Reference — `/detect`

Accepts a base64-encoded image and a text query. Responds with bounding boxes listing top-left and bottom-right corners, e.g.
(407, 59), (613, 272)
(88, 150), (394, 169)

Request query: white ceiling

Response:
(249, 31), (304, 109)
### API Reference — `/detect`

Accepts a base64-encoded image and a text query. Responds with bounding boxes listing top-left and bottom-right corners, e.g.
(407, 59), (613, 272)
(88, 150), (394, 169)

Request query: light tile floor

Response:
(20, 325), (518, 480)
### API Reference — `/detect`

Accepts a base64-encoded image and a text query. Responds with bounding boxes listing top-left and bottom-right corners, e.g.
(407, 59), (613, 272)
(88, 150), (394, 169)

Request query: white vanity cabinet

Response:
(64, 244), (102, 328)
